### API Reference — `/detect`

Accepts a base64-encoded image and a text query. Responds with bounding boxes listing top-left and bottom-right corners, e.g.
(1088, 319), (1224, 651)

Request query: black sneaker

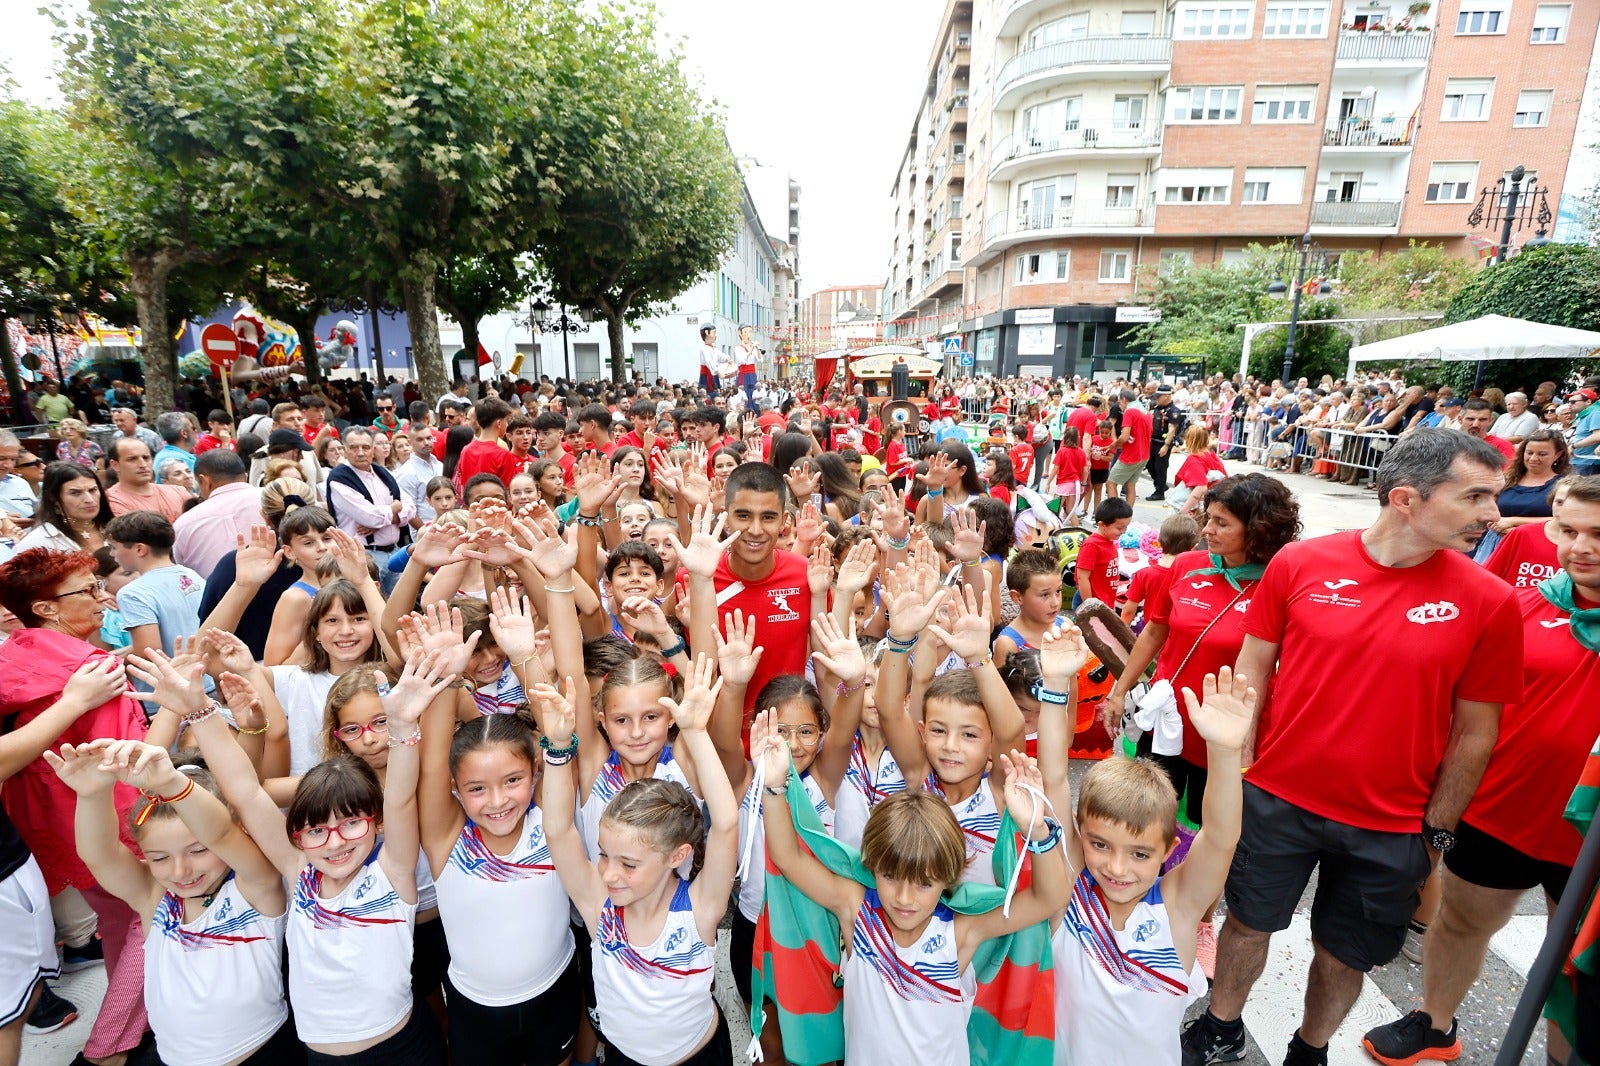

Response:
(61, 937), (104, 973)
(1148, 492), (1167, 501)
(1283, 1031), (1329, 1066)
(1181, 1011), (1247, 1065)
(1361, 1010), (1462, 1065)
(24, 983), (79, 1035)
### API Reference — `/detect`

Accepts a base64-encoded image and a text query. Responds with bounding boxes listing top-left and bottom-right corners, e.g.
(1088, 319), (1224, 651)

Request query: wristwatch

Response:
(1421, 823), (1457, 853)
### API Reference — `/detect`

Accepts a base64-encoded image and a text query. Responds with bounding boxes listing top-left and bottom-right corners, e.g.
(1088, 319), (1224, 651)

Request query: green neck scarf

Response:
(1539, 572), (1600, 654)
(1182, 552), (1267, 592)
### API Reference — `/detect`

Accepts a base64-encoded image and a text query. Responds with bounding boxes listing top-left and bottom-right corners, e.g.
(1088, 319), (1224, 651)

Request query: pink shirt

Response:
(327, 465), (415, 548)
(173, 482), (267, 579)
(106, 481), (192, 523)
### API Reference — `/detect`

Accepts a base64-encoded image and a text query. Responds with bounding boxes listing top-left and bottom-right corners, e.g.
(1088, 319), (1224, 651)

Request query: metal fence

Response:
(1204, 416), (1402, 484)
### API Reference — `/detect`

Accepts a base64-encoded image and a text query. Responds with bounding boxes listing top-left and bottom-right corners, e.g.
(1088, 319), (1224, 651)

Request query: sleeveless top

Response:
(268, 665), (338, 776)
(998, 613), (1072, 652)
(1052, 869), (1206, 1066)
(470, 660), (527, 717)
(591, 878), (716, 1065)
(435, 802), (576, 1006)
(842, 890), (974, 1066)
(834, 735), (905, 850)
(144, 876), (288, 1066)
(736, 771), (833, 922)
(579, 746), (693, 861)
(287, 846), (415, 1045)
(289, 579), (318, 598)
(924, 773), (1001, 886)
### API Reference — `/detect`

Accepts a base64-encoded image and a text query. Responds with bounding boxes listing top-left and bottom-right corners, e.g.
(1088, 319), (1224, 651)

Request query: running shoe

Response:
(1401, 920), (1427, 965)
(1282, 1031), (1329, 1066)
(1195, 919), (1218, 981)
(23, 984), (78, 1035)
(1361, 1010), (1462, 1065)
(1181, 1011), (1248, 1065)
(61, 937), (104, 973)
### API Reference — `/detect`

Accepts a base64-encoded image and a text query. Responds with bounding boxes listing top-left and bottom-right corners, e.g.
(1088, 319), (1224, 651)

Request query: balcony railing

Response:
(1323, 119), (1414, 147)
(992, 125), (1162, 167)
(1310, 199), (1401, 227)
(995, 36), (1173, 100)
(1335, 30), (1432, 61)
(984, 206), (1148, 245)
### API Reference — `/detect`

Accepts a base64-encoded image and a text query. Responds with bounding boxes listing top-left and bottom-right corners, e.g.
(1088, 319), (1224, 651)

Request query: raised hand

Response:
(945, 507), (986, 564)
(528, 678), (578, 744)
(925, 581), (992, 663)
(199, 629), (255, 680)
(810, 613), (866, 684)
(573, 452), (621, 515)
(126, 649), (209, 716)
(508, 515), (579, 579)
(1181, 667), (1257, 753)
(877, 488), (911, 548)
(653, 453), (686, 500)
(95, 739), (184, 795)
(217, 671), (267, 733)
(660, 653), (722, 733)
(384, 650), (457, 733)
(750, 709), (791, 786)
(488, 586), (539, 664)
(806, 540), (834, 599)
(410, 521), (477, 569)
(834, 540), (879, 597)
(411, 601), (481, 676)
(908, 538), (944, 603)
(680, 445), (712, 510)
(713, 608), (762, 687)
(669, 505), (740, 579)
(783, 464), (819, 501)
(60, 656), (128, 713)
(916, 450), (950, 489)
(794, 500), (825, 548)
(999, 750), (1049, 830)
(617, 596), (674, 644)
(882, 561), (948, 642)
(1038, 622), (1090, 682)
(326, 527), (374, 585)
(233, 525), (284, 587)
(42, 742), (119, 796)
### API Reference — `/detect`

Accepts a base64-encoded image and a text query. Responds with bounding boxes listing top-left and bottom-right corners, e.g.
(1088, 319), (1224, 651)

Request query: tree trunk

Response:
(606, 310), (626, 384)
(288, 311), (322, 389)
(461, 316), (482, 381)
(403, 268), (447, 406)
(128, 256), (176, 417)
(0, 317), (26, 422)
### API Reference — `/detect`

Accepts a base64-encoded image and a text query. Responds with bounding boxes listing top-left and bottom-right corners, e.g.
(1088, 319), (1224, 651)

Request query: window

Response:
(1016, 252), (1067, 284)
(1054, 250), (1070, 279)
(1175, 3), (1254, 38)
(1160, 167), (1234, 203)
(1441, 78), (1494, 121)
(1532, 4), (1571, 42)
(1252, 84), (1316, 123)
(1514, 90), (1553, 127)
(1241, 166), (1305, 204)
(1499, 169), (1539, 208)
(1023, 97), (1083, 146)
(1263, 2), (1328, 37)
(1029, 12), (1089, 47)
(1168, 86), (1243, 123)
(1158, 249), (1194, 276)
(1456, 4), (1509, 34)
(1105, 174), (1139, 208)
(1121, 11), (1157, 35)
(1113, 95), (1147, 130)
(1425, 161), (1477, 203)
(1099, 249), (1133, 283)
(1220, 247), (1250, 268)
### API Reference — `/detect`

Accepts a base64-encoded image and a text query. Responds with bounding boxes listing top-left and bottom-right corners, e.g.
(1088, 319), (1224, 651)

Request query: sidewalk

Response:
(1125, 456), (1379, 539)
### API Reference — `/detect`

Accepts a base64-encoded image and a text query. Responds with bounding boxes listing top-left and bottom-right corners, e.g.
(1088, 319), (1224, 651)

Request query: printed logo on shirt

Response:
(1234, 598), (1252, 613)
(1540, 618), (1571, 628)
(211, 896), (233, 922)
(1406, 600), (1460, 625)
(1132, 919), (1159, 943)
(767, 587), (801, 623)
(1516, 562), (1558, 587)
(663, 926), (687, 953)
(1178, 596), (1212, 611)
(1323, 578), (1359, 591)
(1189, 580), (1214, 590)
(353, 872), (377, 901)
(1309, 585), (1362, 608)
(923, 933), (947, 954)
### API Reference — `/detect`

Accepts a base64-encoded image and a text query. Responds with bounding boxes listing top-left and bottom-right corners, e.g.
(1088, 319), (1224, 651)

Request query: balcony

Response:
(990, 125), (1162, 181)
(974, 205), (1152, 262)
(1309, 199), (1401, 228)
(994, 37), (1172, 112)
(1335, 30), (1432, 65)
(1323, 118), (1414, 149)
(996, 0), (1063, 38)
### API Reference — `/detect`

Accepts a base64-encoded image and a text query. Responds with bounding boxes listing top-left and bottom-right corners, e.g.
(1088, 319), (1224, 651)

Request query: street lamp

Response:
(1266, 236), (1332, 387)
(519, 296), (589, 382)
(1467, 164), (1553, 265)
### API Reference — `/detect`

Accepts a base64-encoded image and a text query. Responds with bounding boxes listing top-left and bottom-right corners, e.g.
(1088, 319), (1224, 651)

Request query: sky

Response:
(0, 0), (935, 303)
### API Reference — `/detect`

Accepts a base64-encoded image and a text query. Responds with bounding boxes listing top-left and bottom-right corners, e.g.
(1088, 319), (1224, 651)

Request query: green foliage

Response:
(1337, 240), (1473, 313)
(437, 254), (534, 371)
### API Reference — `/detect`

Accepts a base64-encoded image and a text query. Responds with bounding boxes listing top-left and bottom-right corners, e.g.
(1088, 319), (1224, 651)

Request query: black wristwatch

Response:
(1422, 823), (1457, 853)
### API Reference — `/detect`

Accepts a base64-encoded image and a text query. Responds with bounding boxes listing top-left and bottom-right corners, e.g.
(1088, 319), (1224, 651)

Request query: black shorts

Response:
(304, 1004), (447, 1066)
(1089, 468), (1109, 485)
(1444, 820), (1572, 901)
(1224, 783), (1432, 972)
(731, 910), (756, 1005)
(411, 916), (450, 1000)
(238, 1020), (306, 1066)
(571, 919), (598, 1019)
(443, 952), (581, 1066)
(1150, 752), (1208, 827)
(603, 1006), (733, 1066)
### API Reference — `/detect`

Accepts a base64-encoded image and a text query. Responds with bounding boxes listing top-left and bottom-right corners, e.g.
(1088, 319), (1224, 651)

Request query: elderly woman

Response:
(0, 548), (158, 1064)
(54, 418), (105, 474)
(14, 462), (113, 554)
(158, 457), (198, 496)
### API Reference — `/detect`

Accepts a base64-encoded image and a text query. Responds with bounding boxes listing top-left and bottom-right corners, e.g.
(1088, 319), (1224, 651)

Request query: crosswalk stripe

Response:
(1235, 913), (1402, 1066)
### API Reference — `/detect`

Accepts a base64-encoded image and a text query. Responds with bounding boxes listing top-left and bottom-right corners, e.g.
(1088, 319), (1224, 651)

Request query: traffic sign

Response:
(942, 337), (962, 355)
(959, 353), (975, 367)
(200, 323), (239, 371)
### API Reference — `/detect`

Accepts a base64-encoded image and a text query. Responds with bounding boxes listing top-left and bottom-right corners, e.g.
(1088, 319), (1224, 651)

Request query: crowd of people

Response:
(0, 362), (1596, 1066)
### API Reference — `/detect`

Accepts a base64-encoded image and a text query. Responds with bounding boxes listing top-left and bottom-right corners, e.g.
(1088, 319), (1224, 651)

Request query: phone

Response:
(810, 492), (823, 513)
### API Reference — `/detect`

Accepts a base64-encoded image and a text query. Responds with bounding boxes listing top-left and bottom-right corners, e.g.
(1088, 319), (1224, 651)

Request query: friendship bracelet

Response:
(235, 722), (270, 736)
(573, 513), (603, 528)
(387, 730), (422, 749)
(134, 777), (195, 827)
(539, 732), (579, 754)
(543, 584), (577, 594)
(884, 632), (916, 648)
(512, 655), (540, 671)
(965, 654), (994, 670)
(835, 677), (867, 697)
(180, 700), (222, 725)
(884, 534), (910, 551)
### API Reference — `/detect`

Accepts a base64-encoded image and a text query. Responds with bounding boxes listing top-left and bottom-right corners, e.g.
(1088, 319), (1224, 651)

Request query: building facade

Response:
(890, 0), (1599, 378)
(797, 286), (885, 358)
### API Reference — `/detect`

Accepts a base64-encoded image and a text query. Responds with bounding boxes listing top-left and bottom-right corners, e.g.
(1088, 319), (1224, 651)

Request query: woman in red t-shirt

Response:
(1172, 425), (1229, 516)
(1483, 481), (1569, 588)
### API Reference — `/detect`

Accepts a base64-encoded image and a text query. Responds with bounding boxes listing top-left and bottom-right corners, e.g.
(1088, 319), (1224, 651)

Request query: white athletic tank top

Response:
(736, 772), (833, 922)
(268, 665), (338, 775)
(842, 890), (974, 1066)
(924, 773), (1001, 886)
(1052, 870), (1206, 1066)
(143, 877), (288, 1066)
(415, 849), (437, 911)
(578, 746), (693, 860)
(435, 802), (576, 1006)
(834, 734), (905, 850)
(591, 879), (716, 1066)
(286, 847), (415, 1045)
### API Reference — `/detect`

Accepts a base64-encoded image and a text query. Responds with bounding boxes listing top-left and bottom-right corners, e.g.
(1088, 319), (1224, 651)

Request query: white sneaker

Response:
(1402, 920), (1426, 964)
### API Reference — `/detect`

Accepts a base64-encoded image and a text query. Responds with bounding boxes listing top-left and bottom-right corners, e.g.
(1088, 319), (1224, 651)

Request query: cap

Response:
(1569, 388), (1598, 402)
(1440, 397), (1465, 408)
(1155, 385), (1173, 394)
(267, 429), (313, 452)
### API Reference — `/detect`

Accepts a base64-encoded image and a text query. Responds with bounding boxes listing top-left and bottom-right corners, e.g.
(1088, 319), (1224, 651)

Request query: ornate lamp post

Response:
(1266, 236), (1333, 387)
(525, 297), (592, 383)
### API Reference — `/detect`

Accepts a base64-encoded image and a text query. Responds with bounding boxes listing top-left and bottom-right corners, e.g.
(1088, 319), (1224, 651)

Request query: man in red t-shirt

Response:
(1187, 430), (1522, 1066)
(1073, 497), (1131, 606)
(452, 396), (524, 493)
(614, 398), (667, 461)
(1110, 388), (1152, 504)
(1364, 479), (1600, 1065)
(530, 410), (576, 486)
(1068, 397), (1102, 446)
(1458, 398), (1514, 463)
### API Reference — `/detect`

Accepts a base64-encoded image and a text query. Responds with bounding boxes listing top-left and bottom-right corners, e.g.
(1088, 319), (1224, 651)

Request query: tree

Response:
(533, 8), (742, 383)
(1339, 240), (1474, 315)
(436, 253), (534, 377)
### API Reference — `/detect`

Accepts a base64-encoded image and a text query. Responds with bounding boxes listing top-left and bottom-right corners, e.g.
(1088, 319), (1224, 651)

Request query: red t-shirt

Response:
(1075, 531), (1120, 605)
(1089, 433), (1116, 470)
(1053, 446), (1087, 485)
(1485, 435), (1515, 462)
(989, 485), (1012, 507)
(714, 550), (813, 716)
(1462, 586), (1600, 864)
(454, 438), (524, 491)
(1009, 443), (1034, 487)
(1147, 551), (1262, 767)
(1124, 563), (1175, 612)
(1175, 451), (1228, 489)
(193, 432), (230, 456)
(1242, 531), (1524, 832)
(758, 411), (785, 432)
(1068, 406), (1101, 445)
(1119, 406), (1152, 464)
(884, 440), (913, 479)
(1484, 523), (1559, 588)
(432, 428), (448, 462)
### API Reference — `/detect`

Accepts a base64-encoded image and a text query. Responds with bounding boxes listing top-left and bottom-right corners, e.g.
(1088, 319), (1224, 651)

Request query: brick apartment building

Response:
(883, 0), (1598, 378)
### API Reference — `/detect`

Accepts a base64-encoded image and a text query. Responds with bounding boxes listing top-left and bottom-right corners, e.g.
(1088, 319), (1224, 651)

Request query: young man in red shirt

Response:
(452, 396), (523, 492)
(574, 403), (615, 458)
(1073, 496), (1131, 607)
(505, 412), (536, 468)
(530, 410), (575, 486)
(1187, 429), (1523, 1066)
(1363, 474), (1600, 1066)
(1458, 397), (1514, 463)
(1110, 387), (1153, 505)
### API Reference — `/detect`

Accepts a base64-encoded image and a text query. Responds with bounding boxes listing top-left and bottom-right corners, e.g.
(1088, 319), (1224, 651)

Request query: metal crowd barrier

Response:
(1226, 420), (1402, 485)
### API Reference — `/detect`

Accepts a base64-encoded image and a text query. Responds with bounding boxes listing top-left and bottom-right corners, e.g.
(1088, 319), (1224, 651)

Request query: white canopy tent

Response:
(1347, 314), (1600, 377)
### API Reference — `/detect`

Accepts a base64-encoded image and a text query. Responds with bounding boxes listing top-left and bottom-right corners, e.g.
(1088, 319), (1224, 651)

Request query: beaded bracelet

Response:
(180, 700), (222, 726)
(540, 732), (579, 762)
(964, 654), (994, 670)
(387, 730), (422, 749)
(835, 677), (867, 697)
(573, 512), (603, 528)
(236, 722), (270, 736)
(884, 534), (911, 551)
(884, 632), (916, 649)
